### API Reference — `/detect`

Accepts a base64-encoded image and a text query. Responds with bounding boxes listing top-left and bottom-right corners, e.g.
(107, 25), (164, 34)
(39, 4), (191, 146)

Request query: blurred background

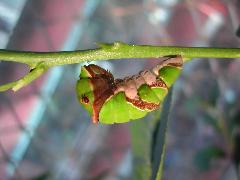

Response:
(0, 0), (240, 179)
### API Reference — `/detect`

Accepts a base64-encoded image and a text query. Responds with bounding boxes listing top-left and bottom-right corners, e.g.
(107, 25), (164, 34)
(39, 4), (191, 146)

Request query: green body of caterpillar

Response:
(76, 56), (183, 124)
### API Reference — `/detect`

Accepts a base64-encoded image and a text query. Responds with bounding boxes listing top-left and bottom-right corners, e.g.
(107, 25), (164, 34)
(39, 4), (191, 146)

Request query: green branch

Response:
(0, 62), (48, 92)
(0, 42), (240, 92)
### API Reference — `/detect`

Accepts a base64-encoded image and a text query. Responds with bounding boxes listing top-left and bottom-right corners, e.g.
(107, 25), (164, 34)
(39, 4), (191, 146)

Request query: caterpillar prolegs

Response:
(76, 56), (183, 124)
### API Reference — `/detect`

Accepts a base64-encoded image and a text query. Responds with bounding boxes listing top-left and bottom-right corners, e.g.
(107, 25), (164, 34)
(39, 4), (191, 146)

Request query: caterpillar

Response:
(76, 55), (183, 124)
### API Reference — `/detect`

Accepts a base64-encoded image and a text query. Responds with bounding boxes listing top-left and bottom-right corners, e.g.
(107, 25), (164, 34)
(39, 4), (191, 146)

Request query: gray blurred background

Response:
(0, 0), (239, 179)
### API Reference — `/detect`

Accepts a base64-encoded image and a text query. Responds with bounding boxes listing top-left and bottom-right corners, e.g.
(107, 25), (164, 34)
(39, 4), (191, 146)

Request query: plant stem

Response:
(0, 42), (239, 67)
(1, 42), (240, 92)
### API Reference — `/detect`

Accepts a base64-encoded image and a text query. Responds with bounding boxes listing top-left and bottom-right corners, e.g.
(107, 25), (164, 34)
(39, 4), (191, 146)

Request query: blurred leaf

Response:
(185, 95), (222, 133)
(194, 146), (225, 171)
(151, 89), (173, 180)
(229, 109), (240, 133)
(201, 112), (221, 133)
(31, 172), (50, 180)
(130, 109), (160, 180)
(184, 96), (200, 114)
(236, 25), (240, 38)
(233, 129), (240, 177)
(207, 80), (219, 107)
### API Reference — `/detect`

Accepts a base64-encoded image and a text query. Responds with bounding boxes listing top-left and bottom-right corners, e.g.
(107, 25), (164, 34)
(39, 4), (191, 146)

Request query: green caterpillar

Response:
(76, 56), (183, 124)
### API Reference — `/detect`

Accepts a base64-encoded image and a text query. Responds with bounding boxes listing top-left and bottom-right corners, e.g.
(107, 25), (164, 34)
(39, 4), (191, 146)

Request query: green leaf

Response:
(194, 146), (225, 171)
(151, 88), (173, 180)
(201, 112), (221, 133)
(130, 108), (161, 180)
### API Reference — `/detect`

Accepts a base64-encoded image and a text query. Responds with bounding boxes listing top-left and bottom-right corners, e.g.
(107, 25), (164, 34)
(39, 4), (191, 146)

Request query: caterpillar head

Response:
(76, 64), (115, 123)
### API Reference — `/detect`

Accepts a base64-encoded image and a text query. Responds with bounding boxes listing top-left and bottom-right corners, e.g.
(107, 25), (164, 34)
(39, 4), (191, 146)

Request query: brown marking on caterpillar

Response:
(84, 65), (116, 123)
(140, 70), (157, 85)
(168, 63), (182, 67)
(152, 55), (183, 76)
(84, 64), (114, 80)
(124, 79), (137, 99)
(92, 87), (115, 123)
(133, 75), (146, 89)
(126, 97), (159, 111)
(150, 78), (168, 88)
